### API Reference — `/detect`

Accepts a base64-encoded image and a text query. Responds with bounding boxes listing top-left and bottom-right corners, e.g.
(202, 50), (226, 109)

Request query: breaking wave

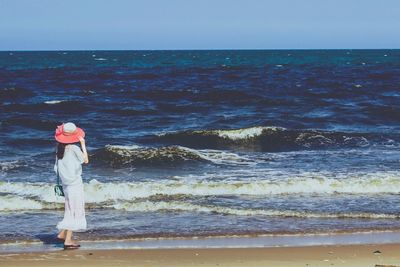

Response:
(92, 145), (255, 167)
(114, 201), (400, 219)
(0, 192), (398, 219)
(1, 173), (400, 213)
(0, 195), (45, 211)
(146, 126), (397, 152)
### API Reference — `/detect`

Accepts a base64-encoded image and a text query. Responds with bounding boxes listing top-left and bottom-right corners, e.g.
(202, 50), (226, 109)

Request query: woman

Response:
(54, 122), (89, 249)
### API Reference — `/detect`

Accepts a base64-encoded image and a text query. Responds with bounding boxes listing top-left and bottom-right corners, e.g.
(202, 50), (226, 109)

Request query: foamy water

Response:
(1, 171), (400, 213)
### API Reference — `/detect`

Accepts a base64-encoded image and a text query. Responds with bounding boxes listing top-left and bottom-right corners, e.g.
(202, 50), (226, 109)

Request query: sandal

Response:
(64, 244), (81, 250)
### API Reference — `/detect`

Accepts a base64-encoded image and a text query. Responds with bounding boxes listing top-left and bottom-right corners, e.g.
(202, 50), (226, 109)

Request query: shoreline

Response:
(3, 230), (400, 254)
(1, 244), (400, 267)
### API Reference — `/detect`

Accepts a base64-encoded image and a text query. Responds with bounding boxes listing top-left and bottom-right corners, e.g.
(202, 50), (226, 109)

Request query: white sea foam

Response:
(108, 145), (142, 150)
(0, 182), (62, 203)
(114, 200), (399, 219)
(0, 195), (43, 211)
(214, 126), (283, 140)
(177, 147), (255, 165)
(0, 160), (22, 171)
(2, 172), (400, 215)
(1, 172), (400, 209)
(94, 58), (107, 61)
(44, 100), (64, 104)
(0, 191), (397, 219)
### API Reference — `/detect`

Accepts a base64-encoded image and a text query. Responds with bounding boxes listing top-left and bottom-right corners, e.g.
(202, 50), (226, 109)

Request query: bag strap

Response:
(56, 158), (61, 186)
(55, 143), (61, 186)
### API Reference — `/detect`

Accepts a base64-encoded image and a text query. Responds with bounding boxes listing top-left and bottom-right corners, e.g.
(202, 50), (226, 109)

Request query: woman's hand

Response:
(79, 137), (89, 164)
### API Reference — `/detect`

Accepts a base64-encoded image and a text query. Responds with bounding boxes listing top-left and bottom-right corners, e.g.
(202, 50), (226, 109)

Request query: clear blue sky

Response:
(0, 0), (399, 50)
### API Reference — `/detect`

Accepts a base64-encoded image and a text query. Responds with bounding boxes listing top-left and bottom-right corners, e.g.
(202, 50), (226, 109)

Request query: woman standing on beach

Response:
(54, 122), (89, 249)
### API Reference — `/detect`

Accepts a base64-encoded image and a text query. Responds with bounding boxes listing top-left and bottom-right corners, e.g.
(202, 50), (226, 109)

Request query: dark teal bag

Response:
(54, 159), (64, 197)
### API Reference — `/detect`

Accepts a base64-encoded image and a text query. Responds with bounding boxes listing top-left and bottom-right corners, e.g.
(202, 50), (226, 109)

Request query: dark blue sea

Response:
(0, 50), (400, 244)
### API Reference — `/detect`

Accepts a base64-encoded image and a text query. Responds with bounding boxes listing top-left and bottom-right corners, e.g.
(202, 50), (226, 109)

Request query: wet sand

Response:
(1, 244), (400, 267)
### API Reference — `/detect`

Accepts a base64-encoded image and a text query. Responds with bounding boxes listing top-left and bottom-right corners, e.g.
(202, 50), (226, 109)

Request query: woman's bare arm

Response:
(79, 137), (89, 164)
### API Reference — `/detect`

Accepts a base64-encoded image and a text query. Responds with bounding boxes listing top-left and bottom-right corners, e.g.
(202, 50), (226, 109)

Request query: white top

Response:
(54, 144), (84, 186)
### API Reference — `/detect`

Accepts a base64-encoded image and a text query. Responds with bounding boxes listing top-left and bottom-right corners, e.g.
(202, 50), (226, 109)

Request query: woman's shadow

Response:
(35, 233), (64, 249)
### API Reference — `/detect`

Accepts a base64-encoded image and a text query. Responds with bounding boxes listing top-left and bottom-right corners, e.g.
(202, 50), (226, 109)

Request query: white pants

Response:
(57, 182), (87, 232)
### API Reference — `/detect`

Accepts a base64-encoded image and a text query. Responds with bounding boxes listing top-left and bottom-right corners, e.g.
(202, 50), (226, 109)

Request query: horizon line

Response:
(1, 48), (399, 52)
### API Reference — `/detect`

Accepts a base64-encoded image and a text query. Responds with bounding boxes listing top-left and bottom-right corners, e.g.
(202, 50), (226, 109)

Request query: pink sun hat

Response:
(55, 122), (85, 144)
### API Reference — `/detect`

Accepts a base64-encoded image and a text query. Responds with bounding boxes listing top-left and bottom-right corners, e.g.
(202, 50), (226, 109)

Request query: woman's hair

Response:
(56, 142), (81, 159)
(56, 143), (67, 159)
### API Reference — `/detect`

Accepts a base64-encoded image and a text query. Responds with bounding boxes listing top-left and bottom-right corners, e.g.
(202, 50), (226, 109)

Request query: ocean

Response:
(0, 50), (400, 244)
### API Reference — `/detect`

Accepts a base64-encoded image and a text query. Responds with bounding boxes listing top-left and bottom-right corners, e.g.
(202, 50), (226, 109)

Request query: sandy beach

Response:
(1, 244), (400, 267)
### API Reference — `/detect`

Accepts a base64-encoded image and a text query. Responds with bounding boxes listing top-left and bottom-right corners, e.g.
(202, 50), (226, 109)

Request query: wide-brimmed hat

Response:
(55, 122), (85, 144)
